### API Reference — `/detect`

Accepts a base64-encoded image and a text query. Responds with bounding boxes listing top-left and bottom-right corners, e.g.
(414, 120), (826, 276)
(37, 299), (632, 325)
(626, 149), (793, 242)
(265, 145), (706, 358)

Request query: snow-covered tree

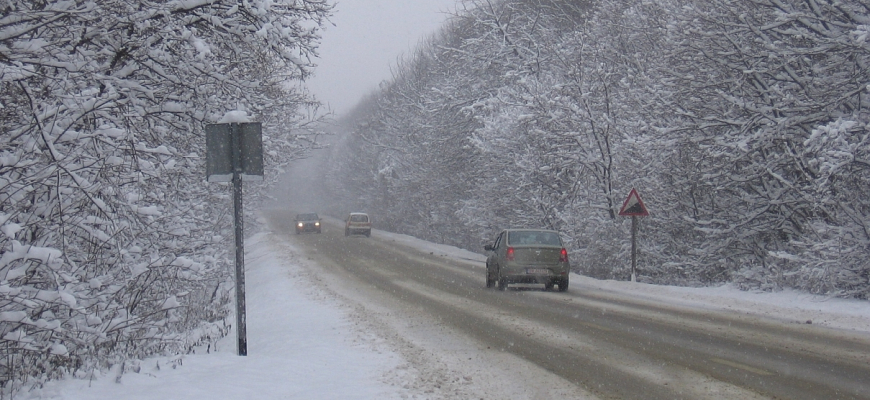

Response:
(327, 0), (870, 297)
(0, 0), (331, 392)
(656, 0), (870, 294)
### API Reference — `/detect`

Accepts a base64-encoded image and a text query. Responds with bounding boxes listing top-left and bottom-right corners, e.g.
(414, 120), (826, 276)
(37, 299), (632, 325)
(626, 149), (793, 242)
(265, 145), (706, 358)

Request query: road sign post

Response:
(618, 188), (649, 282)
(631, 216), (638, 282)
(206, 122), (263, 356)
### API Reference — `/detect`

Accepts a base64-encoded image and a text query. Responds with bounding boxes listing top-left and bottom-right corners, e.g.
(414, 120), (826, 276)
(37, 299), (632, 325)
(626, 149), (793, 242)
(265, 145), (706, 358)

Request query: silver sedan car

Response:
(484, 229), (570, 291)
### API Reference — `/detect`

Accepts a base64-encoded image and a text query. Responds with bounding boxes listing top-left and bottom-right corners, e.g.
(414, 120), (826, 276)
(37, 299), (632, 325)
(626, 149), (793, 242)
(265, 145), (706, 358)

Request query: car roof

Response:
(503, 228), (558, 233)
(349, 212), (368, 216)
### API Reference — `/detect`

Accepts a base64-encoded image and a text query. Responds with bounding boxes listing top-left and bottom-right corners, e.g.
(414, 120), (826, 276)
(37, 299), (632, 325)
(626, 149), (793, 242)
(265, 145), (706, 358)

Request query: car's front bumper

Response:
(296, 223), (321, 233)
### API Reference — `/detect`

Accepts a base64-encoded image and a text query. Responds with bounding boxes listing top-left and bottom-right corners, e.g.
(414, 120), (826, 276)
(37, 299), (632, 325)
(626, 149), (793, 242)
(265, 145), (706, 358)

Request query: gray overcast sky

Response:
(305, 0), (458, 116)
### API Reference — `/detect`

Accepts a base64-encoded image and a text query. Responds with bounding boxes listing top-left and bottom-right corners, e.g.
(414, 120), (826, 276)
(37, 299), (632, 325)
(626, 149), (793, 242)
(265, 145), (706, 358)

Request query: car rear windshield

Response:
(297, 213), (318, 220)
(350, 214), (369, 222)
(508, 231), (562, 246)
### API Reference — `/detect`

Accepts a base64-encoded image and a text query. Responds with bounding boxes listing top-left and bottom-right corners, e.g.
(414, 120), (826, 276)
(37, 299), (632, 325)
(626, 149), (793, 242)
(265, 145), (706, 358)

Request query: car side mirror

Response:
(484, 244), (493, 251)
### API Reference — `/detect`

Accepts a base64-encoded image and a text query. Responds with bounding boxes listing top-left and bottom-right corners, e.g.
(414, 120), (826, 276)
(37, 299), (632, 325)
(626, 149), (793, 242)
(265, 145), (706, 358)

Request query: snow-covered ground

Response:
(20, 228), (870, 399)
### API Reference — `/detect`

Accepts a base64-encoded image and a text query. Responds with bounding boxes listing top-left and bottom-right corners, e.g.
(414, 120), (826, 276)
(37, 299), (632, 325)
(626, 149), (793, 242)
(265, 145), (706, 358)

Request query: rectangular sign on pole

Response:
(206, 122), (264, 182)
(205, 122), (264, 356)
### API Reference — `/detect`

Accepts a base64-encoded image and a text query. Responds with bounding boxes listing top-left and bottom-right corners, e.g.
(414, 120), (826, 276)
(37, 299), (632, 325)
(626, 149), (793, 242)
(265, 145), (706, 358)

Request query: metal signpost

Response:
(618, 188), (649, 283)
(206, 122), (263, 356)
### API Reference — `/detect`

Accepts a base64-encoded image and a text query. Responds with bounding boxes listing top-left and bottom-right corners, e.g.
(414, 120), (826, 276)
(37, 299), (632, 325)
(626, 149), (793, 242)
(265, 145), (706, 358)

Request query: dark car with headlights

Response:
(294, 213), (322, 234)
(484, 229), (570, 291)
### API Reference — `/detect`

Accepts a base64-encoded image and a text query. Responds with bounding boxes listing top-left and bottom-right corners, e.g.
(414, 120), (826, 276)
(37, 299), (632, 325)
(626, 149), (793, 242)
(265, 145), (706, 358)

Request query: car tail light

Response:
(560, 248), (569, 263)
(506, 247), (515, 261)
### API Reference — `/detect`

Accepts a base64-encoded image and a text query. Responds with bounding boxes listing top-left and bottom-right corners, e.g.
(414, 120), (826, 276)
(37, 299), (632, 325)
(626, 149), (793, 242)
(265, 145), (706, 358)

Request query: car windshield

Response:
(297, 213), (318, 220)
(508, 231), (561, 246)
(350, 214), (368, 222)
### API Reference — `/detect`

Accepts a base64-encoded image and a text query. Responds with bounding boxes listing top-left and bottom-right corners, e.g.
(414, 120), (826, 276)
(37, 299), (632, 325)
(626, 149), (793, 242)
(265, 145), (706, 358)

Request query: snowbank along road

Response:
(265, 210), (870, 400)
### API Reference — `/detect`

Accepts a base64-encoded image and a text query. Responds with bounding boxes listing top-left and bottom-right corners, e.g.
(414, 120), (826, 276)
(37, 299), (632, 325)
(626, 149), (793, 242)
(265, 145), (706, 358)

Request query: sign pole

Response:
(231, 124), (248, 356)
(631, 216), (637, 282)
(206, 120), (263, 356)
(617, 188), (649, 283)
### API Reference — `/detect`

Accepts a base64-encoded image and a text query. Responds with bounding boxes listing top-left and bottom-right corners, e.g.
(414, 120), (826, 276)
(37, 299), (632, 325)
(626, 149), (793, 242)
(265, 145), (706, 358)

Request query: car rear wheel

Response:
(557, 277), (569, 292)
(544, 281), (555, 291)
(485, 265), (495, 288)
(497, 271), (507, 291)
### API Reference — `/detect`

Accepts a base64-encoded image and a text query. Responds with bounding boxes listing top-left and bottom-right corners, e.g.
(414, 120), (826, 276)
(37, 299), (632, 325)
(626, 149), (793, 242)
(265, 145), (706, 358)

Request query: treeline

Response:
(325, 0), (870, 298)
(0, 0), (330, 394)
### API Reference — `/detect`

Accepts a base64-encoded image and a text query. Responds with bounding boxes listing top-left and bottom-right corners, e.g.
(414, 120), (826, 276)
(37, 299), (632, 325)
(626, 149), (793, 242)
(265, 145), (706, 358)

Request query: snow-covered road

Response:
(21, 220), (870, 399)
(274, 215), (870, 400)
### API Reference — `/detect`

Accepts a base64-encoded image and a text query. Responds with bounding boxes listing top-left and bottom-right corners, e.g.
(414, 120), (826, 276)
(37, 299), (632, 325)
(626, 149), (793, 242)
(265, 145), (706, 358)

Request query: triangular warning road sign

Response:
(618, 188), (649, 216)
